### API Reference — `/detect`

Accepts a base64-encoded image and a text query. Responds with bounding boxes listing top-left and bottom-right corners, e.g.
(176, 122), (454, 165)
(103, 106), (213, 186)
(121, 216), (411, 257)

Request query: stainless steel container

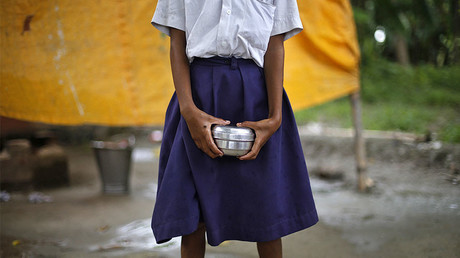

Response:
(212, 125), (255, 156)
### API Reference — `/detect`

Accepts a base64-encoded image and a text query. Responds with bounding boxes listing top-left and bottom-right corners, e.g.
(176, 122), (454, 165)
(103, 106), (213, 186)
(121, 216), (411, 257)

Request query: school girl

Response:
(150, 0), (318, 257)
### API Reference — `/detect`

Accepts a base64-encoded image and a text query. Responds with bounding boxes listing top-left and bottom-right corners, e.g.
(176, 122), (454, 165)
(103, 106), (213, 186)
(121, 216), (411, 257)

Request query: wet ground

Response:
(1, 130), (459, 257)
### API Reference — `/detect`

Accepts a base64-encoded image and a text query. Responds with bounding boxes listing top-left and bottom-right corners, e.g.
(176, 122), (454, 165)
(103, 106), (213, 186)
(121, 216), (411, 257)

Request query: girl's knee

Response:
(197, 222), (206, 231)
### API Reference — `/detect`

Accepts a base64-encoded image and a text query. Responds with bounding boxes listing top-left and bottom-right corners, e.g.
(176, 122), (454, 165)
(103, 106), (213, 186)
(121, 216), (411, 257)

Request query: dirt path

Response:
(1, 134), (459, 257)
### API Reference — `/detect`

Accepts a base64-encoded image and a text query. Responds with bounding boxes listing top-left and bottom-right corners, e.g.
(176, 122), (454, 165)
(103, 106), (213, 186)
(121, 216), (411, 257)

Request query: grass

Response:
(294, 59), (460, 143)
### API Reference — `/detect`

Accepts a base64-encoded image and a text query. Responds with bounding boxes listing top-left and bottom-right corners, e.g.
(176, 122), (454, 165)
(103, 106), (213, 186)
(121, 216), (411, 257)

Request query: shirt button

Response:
(226, 10), (231, 15)
(221, 41), (228, 47)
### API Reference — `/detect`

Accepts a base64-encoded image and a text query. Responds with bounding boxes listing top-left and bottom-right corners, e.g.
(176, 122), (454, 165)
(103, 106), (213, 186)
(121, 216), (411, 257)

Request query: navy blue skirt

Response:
(152, 56), (318, 246)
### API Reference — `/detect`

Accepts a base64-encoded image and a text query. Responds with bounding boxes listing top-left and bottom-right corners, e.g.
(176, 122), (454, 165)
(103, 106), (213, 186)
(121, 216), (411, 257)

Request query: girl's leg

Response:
(181, 223), (206, 258)
(257, 238), (282, 258)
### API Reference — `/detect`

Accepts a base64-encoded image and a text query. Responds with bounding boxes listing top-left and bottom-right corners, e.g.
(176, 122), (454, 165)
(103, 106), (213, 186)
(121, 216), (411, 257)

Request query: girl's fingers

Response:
(205, 148), (219, 158)
(237, 121), (260, 159)
(239, 138), (262, 160)
(239, 149), (258, 160)
(191, 134), (217, 158)
(237, 121), (256, 129)
(208, 113), (230, 126)
(215, 118), (231, 125)
(194, 139), (203, 151)
(206, 117), (227, 157)
(206, 134), (223, 157)
(199, 139), (219, 158)
(190, 113), (229, 158)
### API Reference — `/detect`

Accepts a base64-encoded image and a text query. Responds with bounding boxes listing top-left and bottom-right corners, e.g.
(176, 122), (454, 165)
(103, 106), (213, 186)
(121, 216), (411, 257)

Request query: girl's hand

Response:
(237, 117), (281, 160)
(182, 107), (230, 158)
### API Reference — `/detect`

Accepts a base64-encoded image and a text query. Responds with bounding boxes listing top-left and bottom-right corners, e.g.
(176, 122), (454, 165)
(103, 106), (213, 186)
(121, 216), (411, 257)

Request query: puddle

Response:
(310, 177), (346, 193)
(138, 182), (158, 200)
(312, 173), (460, 253)
(89, 219), (180, 255)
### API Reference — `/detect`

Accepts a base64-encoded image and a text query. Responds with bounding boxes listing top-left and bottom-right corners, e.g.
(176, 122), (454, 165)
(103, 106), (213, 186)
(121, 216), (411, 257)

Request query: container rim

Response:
(212, 125), (255, 141)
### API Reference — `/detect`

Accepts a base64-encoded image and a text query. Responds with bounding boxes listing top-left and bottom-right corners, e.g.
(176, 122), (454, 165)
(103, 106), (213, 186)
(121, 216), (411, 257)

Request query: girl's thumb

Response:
(215, 118), (231, 125)
(237, 121), (253, 128)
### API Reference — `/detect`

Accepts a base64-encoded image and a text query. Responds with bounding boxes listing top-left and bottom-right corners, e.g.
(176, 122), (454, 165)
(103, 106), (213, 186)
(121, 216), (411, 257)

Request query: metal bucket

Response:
(92, 135), (135, 194)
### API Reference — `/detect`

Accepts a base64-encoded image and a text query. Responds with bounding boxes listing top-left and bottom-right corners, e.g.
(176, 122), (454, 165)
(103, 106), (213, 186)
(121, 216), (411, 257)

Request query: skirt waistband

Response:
(192, 56), (256, 69)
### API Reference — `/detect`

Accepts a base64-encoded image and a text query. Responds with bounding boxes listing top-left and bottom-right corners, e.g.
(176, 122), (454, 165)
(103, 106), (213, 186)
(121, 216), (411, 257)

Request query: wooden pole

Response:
(349, 91), (368, 191)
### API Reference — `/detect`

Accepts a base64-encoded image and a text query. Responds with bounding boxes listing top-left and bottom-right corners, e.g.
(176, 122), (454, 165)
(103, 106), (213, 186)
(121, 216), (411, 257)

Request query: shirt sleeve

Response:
(271, 0), (303, 41)
(151, 0), (185, 36)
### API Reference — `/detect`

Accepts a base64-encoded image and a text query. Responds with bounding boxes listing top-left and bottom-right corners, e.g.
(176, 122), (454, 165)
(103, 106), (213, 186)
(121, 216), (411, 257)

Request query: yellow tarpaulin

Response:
(0, 0), (360, 126)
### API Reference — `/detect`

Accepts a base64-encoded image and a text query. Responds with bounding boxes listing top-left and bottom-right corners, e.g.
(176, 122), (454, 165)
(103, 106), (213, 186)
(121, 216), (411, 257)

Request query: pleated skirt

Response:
(151, 56), (318, 246)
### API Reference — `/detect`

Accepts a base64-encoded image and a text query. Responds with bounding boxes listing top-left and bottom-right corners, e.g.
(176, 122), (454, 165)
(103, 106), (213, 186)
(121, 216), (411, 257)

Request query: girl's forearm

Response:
(263, 34), (285, 126)
(237, 34), (285, 160)
(169, 28), (197, 115)
(169, 28), (229, 158)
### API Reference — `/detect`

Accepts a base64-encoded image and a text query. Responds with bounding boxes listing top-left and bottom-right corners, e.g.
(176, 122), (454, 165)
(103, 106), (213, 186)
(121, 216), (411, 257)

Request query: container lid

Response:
(212, 125), (255, 141)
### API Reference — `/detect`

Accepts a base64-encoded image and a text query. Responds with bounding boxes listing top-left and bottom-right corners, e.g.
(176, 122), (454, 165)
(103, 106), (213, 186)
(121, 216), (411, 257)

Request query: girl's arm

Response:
(169, 28), (230, 158)
(237, 34), (285, 160)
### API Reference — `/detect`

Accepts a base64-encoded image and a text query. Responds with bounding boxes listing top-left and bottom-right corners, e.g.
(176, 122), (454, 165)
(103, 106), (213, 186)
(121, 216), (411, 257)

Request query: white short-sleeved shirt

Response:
(151, 0), (303, 67)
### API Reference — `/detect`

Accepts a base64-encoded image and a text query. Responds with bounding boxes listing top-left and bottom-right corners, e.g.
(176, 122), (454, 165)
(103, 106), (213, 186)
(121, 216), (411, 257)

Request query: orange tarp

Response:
(0, 0), (360, 126)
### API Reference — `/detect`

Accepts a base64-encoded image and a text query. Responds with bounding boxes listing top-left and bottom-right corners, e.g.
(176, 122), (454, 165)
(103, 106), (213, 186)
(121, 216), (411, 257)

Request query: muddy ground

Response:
(1, 127), (459, 257)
